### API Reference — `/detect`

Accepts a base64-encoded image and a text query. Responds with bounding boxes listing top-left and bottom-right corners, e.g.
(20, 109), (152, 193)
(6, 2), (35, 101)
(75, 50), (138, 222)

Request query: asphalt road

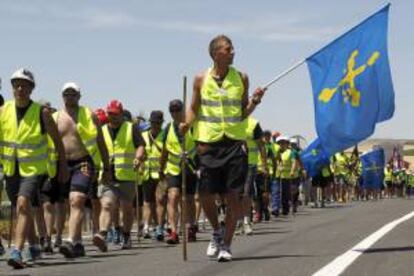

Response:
(0, 198), (413, 276)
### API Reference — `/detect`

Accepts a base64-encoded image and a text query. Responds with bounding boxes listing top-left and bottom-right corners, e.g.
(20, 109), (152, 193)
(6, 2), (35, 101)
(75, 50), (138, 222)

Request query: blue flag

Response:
(300, 139), (330, 178)
(306, 4), (394, 156)
(361, 148), (385, 189)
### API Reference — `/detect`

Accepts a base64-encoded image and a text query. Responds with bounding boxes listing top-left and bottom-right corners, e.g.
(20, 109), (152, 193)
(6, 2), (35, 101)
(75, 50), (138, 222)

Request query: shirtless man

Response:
(55, 82), (111, 258)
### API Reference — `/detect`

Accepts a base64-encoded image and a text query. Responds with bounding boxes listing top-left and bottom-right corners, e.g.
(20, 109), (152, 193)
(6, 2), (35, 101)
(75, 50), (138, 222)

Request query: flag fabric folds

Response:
(300, 139), (330, 178)
(360, 148), (385, 189)
(306, 4), (394, 156)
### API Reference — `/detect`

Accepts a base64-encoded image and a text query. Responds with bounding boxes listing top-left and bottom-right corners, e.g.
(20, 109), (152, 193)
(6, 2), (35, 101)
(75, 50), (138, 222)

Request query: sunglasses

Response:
(63, 92), (79, 97)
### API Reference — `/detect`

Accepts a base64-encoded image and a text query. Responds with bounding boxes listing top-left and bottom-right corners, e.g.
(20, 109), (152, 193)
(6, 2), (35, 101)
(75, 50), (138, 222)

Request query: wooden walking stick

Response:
(8, 205), (13, 248)
(135, 172), (142, 243)
(181, 76), (188, 261)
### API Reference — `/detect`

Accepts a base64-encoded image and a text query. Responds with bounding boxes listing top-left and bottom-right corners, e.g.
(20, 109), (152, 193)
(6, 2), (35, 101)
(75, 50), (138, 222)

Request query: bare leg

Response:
(68, 192), (86, 243)
(223, 192), (241, 247)
(15, 196), (32, 250)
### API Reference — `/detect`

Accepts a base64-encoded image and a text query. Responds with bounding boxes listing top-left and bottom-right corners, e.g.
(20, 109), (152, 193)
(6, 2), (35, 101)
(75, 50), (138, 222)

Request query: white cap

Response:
(61, 82), (80, 93)
(276, 135), (290, 143)
(11, 68), (35, 87)
(290, 137), (298, 144)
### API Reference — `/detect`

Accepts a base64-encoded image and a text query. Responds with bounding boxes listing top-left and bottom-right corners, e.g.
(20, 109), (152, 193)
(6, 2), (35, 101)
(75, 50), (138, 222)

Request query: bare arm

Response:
(92, 114), (110, 171)
(258, 139), (267, 174)
(159, 145), (168, 179)
(42, 108), (68, 182)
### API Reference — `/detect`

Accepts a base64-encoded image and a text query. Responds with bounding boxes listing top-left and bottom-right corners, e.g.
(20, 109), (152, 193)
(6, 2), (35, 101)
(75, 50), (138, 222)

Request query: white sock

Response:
(243, 216), (250, 224)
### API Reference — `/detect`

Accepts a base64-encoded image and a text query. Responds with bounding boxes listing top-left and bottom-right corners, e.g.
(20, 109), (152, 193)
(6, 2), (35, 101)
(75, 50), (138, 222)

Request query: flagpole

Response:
(262, 59), (305, 90)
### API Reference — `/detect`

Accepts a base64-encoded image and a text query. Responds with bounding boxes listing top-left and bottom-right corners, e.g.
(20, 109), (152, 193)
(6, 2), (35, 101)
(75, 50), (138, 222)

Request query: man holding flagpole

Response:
(181, 35), (265, 262)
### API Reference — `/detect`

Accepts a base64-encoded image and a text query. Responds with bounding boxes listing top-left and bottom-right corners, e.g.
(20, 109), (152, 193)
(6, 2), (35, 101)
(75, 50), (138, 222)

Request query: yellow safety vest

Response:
(334, 153), (348, 176)
(245, 117), (259, 166)
(193, 66), (247, 143)
(141, 130), (163, 181)
(278, 149), (293, 179)
(0, 100), (48, 177)
(52, 106), (102, 168)
(46, 135), (58, 178)
(322, 166), (331, 177)
(102, 122), (136, 181)
(164, 123), (196, 176)
(384, 168), (392, 181)
(258, 142), (274, 174)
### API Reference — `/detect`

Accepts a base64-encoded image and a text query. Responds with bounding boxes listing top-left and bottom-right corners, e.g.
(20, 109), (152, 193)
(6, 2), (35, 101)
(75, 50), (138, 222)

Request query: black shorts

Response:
(40, 177), (63, 204)
(61, 156), (95, 198)
(5, 174), (47, 207)
(166, 172), (197, 195)
(312, 175), (332, 188)
(198, 140), (248, 195)
(133, 185), (144, 208)
(141, 178), (158, 203)
(385, 181), (392, 188)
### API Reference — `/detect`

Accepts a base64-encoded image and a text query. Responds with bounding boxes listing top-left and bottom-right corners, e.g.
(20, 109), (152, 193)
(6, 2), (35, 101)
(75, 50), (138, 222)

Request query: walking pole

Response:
(135, 172), (142, 243)
(181, 76), (188, 261)
(8, 205), (13, 248)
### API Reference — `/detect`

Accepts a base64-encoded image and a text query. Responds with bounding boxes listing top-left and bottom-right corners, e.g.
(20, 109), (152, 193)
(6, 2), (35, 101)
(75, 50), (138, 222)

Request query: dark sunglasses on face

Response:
(63, 92), (79, 97)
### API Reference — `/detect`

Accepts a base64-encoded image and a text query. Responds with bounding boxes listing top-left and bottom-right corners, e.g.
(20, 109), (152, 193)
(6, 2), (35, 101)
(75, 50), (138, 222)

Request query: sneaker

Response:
(73, 243), (85, 257)
(166, 231), (179, 245)
(106, 228), (114, 243)
(187, 225), (197, 242)
(44, 237), (53, 254)
(59, 241), (75, 258)
(8, 249), (25, 269)
(217, 246), (232, 262)
(121, 234), (132, 249)
(143, 228), (152, 239)
(39, 237), (45, 251)
(234, 221), (244, 236)
(93, 233), (108, 252)
(271, 209), (280, 218)
(54, 236), (62, 248)
(155, 226), (164, 242)
(243, 223), (253, 235)
(206, 231), (222, 257)
(113, 228), (122, 245)
(26, 245), (42, 263)
(252, 212), (261, 223)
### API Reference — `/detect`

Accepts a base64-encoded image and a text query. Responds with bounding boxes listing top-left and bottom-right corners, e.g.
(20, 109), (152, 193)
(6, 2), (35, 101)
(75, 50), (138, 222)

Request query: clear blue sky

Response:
(0, 0), (411, 142)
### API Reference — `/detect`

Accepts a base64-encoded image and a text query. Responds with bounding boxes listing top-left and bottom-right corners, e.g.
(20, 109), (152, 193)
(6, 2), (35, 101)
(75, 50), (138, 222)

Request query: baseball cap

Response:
(106, 100), (123, 115)
(61, 82), (80, 93)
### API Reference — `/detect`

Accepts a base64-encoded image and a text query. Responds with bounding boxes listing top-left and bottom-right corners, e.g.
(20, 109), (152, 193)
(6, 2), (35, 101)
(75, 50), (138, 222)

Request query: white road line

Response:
(313, 210), (414, 276)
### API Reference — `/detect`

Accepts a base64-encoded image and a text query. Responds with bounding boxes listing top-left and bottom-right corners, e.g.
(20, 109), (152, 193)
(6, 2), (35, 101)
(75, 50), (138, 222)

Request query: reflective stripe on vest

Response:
(278, 149), (293, 179)
(193, 66), (247, 143)
(384, 168), (392, 181)
(334, 153), (348, 176)
(141, 130), (163, 180)
(0, 100), (48, 177)
(102, 122), (136, 181)
(165, 123), (196, 176)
